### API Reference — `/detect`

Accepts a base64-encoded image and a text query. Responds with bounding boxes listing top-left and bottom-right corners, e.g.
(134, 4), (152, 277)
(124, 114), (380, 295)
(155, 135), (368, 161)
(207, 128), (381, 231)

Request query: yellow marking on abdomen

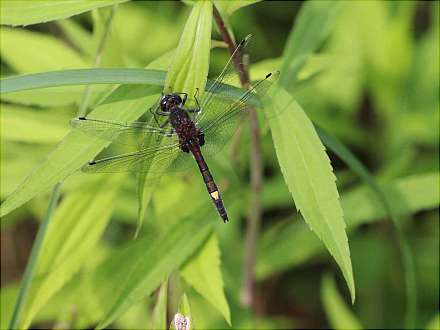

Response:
(210, 191), (219, 200)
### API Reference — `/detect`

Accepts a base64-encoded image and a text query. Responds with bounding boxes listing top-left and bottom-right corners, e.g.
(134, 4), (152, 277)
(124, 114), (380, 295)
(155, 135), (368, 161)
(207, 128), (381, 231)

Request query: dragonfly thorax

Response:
(168, 106), (204, 153)
(160, 93), (183, 112)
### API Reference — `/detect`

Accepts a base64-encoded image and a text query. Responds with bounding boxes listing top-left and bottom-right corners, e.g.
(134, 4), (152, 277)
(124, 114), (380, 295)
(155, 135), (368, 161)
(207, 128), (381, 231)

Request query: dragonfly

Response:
(71, 36), (276, 223)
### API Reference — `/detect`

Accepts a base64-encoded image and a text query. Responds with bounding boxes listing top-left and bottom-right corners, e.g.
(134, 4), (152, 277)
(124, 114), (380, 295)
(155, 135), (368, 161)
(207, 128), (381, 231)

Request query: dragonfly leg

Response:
(160, 118), (170, 129)
(180, 93), (188, 105)
(156, 110), (170, 116)
(149, 106), (161, 127)
(191, 88), (202, 120)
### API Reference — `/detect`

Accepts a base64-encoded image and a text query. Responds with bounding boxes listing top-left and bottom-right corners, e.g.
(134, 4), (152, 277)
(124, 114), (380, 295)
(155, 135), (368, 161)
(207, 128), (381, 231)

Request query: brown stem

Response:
(213, 4), (263, 309)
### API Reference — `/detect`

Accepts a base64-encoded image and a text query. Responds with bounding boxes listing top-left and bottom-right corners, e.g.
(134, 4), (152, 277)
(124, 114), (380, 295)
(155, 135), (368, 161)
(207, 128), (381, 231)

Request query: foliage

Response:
(0, 1), (438, 329)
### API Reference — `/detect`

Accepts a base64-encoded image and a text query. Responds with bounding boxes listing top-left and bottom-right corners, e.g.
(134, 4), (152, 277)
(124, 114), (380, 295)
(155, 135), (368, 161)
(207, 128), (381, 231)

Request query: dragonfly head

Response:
(160, 94), (182, 111)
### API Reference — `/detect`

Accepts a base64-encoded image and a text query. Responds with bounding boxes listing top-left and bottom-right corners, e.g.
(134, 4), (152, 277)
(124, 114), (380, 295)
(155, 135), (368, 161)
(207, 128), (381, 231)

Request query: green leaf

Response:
(56, 18), (95, 58)
(321, 274), (363, 330)
(95, 210), (214, 329)
(178, 293), (192, 319)
(0, 105), (69, 144)
(279, 0), (342, 87)
(0, 68), (166, 94)
(0, 26), (95, 104)
(317, 126), (417, 328)
(0, 85), (160, 218)
(0, 0), (128, 26)
(152, 281), (168, 330)
(181, 233), (231, 325)
(264, 85), (355, 302)
(137, 1), (212, 234)
(0, 87), (92, 107)
(256, 172), (440, 279)
(214, 0), (262, 16)
(0, 69), (248, 106)
(164, 1), (212, 103)
(0, 28), (87, 73)
(18, 176), (122, 329)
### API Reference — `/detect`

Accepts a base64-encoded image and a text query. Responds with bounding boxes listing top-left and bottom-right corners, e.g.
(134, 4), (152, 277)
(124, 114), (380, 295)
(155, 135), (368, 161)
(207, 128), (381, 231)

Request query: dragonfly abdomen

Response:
(191, 147), (229, 223)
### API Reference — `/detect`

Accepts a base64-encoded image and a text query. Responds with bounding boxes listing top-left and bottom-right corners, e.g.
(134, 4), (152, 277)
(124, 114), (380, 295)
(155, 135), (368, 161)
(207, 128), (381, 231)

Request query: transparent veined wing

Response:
(70, 117), (176, 147)
(198, 72), (277, 157)
(81, 142), (192, 174)
(195, 35), (251, 125)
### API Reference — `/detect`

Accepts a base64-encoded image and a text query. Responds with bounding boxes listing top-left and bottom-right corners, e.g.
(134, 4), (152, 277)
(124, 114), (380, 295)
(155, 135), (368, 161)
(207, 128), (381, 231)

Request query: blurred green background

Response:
(0, 1), (438, 329)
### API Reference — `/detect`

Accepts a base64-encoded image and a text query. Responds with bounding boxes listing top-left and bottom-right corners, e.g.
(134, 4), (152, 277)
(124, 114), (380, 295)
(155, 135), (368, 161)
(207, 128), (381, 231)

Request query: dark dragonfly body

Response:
(71, 36), (276, 224)
(163, 94), (228, 222)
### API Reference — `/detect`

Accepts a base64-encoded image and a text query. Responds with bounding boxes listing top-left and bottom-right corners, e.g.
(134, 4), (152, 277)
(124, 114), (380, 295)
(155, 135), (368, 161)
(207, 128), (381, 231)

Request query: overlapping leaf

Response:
(95, 208), (214, 329)
(17, 176), (122, 329)
(263, 86), (355, 302)
(0, 0), (128, 26)
(137, 1), (212, 234)
(181, 233), (231, 325)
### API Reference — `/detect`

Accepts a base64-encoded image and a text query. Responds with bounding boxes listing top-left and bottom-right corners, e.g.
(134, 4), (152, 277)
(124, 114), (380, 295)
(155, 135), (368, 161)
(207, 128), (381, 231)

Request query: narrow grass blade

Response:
(8, 184), (61, 330)
(0, 68), (166, 94)
(152, 281), (168, 330)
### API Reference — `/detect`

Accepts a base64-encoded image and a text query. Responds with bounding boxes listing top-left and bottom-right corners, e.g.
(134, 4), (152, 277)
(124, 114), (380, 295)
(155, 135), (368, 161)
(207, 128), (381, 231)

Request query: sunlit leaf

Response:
(56, 18), (95, 58)
(18, 176), (123, 329)
(0, 0), (128, 26)
(152, 281), (168, 330)
(137, 1), (212, 235)
(164, 1), (212, 103)
(0, 87), (93, 107)
(95, 209), (214, 329)
(0, 105), (69, 144)
(214, 0), (262, 16)
(0, 28), (87, 73)
(181, 233), (231, 325)
(0, 85), (160, 218)
(264, 85), (355, 302)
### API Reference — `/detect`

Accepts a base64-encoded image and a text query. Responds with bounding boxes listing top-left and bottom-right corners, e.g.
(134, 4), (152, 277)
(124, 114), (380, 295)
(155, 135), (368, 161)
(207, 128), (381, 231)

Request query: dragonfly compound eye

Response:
(160, 96), (169, 110)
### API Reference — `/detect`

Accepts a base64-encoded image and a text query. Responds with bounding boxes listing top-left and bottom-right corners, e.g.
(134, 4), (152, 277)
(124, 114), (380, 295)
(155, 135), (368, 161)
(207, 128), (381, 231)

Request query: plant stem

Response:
(8, 7), (116, 329)
(9, 183), (62, 329)
(213, 5), (263, 308)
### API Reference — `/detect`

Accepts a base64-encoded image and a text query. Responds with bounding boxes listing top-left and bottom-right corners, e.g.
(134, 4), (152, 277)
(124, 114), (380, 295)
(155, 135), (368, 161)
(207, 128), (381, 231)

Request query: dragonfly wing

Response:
(82, 143), (181, 174)
(70, 117), (175, 147)
(195, 35), (250, 125)
(198, 73), (277, 156)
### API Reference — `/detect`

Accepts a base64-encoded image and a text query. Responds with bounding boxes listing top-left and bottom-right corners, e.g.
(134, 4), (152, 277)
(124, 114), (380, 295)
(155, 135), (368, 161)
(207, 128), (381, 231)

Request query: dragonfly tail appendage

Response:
(192, 148), (229, 223)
